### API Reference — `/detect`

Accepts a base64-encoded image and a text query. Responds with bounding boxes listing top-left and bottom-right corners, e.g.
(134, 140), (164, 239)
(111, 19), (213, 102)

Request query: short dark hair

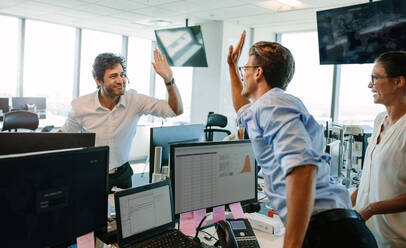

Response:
(375, 51), (406, 79)
(249, 42), (295, 90)
(92, 53), (126, 83)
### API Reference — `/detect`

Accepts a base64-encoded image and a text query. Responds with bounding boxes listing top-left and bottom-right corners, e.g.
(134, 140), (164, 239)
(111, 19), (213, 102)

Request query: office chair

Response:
(204, 112), (231, 141)
(2, 110), (39, 132)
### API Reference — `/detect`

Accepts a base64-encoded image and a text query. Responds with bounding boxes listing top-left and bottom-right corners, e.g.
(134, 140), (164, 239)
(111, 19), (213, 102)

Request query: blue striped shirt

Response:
(237, 88), (351, 223)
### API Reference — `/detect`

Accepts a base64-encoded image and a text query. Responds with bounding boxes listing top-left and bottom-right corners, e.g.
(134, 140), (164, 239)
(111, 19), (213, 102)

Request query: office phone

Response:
(216, 218), (260, 248)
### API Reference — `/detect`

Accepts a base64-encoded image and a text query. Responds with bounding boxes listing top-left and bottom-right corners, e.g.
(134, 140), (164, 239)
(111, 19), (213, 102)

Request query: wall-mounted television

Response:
(155, 25), (208, 67)
(317, 0), (406, 64)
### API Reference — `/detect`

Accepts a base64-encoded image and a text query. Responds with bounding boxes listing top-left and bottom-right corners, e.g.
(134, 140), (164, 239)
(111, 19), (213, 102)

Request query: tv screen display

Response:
(317, 0), (406, 64)
(155, 25), (208, 67)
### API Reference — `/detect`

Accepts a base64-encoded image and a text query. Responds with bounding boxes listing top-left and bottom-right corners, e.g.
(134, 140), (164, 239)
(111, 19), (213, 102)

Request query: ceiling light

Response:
(135, 19), (172, 27)
(257, 0), (310, 12)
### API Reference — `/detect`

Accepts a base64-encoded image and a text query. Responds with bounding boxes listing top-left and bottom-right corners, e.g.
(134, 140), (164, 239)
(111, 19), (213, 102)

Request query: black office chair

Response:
(204, 112), (231, 141)
(2, 110), (39, 132)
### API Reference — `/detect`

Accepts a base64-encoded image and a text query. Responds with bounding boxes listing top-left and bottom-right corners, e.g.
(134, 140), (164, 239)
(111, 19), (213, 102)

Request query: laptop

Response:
(114, 180), (202, 248)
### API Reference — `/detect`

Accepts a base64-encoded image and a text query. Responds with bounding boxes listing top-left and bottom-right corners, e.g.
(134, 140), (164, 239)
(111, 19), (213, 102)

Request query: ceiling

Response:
(0, 0), (368, 38)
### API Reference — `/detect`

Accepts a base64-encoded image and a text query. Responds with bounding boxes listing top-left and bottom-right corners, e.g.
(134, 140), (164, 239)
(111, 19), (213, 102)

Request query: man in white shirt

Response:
(62, 50), (183, 192)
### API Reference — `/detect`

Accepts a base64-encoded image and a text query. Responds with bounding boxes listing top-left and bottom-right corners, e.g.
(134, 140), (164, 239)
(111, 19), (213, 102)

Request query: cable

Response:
(200, 230), (218, 241)
(194, 214), (208, 242)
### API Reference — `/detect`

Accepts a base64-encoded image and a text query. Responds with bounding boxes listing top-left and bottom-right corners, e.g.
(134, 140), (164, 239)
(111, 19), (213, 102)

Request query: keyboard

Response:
(133, 230), (201, 248)
(237, 238), (261, 248)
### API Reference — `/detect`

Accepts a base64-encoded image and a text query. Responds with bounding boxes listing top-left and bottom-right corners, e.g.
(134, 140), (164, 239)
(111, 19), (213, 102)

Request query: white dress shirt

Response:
(355, 112), (406, 247)
(62, 89), (175, 170)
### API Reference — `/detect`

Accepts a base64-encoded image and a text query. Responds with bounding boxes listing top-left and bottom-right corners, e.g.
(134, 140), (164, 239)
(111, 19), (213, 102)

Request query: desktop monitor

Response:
(0, 97), (9, 113)
(149, 124), (205, 182)
(154, 25), (208, 67)
(0, 146), (109, 247)
(12, 97), (46, 110)
(0, 132), (95, 155)
(317, 0), (406, 64)
(170, 140), (258, 215)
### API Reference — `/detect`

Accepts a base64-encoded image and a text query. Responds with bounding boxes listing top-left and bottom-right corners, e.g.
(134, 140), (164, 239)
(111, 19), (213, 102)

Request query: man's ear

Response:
(96, 79), (103, 88)
(255, 67), (264, 81)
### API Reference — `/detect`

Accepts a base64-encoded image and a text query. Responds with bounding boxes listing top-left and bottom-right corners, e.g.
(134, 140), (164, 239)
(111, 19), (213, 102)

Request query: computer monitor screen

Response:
(170, 140), (257, 214)
(0, 147), (109, 247)
(155, 25), (208, 67)
(12, 97), (46, 111)
(0, 97), (9, 113)
(149, 124), (205, 182)
(0, 132), (95, 155)
(317, 0), (406, 64)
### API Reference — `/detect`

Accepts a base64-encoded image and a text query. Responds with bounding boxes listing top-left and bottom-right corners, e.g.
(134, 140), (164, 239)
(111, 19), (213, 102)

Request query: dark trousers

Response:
(302, 209), (377, 248)
(108, 162), (133, 193)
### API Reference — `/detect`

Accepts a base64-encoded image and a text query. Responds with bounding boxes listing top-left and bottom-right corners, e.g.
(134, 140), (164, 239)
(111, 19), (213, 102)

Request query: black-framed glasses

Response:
(238, 65), (260, 77)
(370, 74), (392, 86)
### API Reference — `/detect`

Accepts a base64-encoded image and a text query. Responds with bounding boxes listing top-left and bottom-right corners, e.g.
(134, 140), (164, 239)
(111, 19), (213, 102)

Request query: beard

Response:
(103, 84), (125, 97)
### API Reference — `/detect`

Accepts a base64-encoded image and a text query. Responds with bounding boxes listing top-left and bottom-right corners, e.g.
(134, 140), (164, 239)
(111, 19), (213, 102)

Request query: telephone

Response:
(216, 218), (260, 248)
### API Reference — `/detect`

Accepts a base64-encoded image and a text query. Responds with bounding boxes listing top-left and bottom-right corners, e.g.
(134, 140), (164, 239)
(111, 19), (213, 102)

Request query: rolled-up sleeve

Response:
(62, 107), (82, 133)
(260, 106), (322, 178)
(136, 94), (176, 118)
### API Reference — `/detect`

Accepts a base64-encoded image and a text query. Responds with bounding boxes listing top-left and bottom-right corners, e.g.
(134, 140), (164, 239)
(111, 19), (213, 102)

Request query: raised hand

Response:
(227, 30), (246, 67)
(152, 48), (173, 82)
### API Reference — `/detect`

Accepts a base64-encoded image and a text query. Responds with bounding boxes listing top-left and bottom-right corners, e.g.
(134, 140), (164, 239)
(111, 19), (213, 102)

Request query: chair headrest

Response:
(2, 110), (39, 131)
(206, 113), (227, 128)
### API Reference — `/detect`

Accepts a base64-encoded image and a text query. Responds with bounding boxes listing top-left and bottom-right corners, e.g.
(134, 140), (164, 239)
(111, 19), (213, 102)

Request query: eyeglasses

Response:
(370, 74), (392, 86)
(238, 65), (260, 77)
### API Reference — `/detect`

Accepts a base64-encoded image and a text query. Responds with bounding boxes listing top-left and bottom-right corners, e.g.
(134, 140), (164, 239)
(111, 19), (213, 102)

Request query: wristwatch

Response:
(165, 78), (175, 86)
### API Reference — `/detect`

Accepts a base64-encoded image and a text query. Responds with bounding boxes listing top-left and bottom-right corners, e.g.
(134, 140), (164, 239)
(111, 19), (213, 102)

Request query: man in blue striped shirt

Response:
(227, 30), (377, 248)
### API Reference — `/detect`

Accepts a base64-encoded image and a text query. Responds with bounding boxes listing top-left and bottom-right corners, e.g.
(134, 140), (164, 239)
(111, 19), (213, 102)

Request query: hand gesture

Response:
(152, 48), (173, 82)
(227, 30), (246, 67)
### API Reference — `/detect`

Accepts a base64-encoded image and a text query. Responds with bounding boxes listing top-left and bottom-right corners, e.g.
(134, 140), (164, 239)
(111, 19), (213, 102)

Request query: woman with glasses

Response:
(352, 51), (406, 247)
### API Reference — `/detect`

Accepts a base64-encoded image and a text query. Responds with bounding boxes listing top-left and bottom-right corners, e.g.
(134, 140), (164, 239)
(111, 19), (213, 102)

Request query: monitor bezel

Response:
(114, 180), (175, 247)
(169, 140), (258, 215)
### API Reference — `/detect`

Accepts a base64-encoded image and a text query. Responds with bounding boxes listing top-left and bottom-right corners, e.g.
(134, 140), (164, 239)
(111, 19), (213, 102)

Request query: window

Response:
(154, 67), (193, 124)
(23, 20), (75, 126)
(0, 15), (19, 98)
(80, 29), (121, 96)
(127, 37), (152, 95)
(281, 32), (334, 123)
(338, 64), (385, 126)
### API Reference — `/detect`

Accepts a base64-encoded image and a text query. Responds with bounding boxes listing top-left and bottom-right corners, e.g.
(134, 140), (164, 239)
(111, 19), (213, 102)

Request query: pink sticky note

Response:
(193, 209), (207, 228)
(180, 212), (196, 236)
(229, 202), (246, 219)
(76, 232), (95, 248)
(212, 205), (226, 223)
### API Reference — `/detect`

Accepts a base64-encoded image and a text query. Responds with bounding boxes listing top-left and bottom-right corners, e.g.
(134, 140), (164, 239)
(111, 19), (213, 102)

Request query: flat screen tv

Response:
(317, 0), (406, 64)
(154, 25), (208, 67)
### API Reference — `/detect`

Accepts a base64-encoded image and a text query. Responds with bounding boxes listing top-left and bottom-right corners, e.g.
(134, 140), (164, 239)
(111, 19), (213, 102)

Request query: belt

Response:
(309, 209), (362, 228)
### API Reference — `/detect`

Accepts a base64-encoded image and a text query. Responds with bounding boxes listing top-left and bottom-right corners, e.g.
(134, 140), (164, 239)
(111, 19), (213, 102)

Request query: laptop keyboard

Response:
(135, 230), (200, 248)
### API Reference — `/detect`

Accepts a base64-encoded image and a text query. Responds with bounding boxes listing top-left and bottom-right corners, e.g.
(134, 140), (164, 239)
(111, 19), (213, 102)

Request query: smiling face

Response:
(369, 62), (398, 105)
(97, 63), (126, 97)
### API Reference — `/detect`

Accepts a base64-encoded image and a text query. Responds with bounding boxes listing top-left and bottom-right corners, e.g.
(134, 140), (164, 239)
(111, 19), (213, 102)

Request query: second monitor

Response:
(170, 140), (257, 215)
(149, 124), (205, 182)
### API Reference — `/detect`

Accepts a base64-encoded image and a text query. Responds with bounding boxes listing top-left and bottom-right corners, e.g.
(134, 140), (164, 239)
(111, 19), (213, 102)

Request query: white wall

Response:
(190, 21), (224, 125)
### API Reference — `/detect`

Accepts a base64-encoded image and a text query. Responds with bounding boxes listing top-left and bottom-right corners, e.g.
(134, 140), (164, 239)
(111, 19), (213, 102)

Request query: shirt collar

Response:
(257, 87), (284, 102)
(93, 90), (127, 111)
